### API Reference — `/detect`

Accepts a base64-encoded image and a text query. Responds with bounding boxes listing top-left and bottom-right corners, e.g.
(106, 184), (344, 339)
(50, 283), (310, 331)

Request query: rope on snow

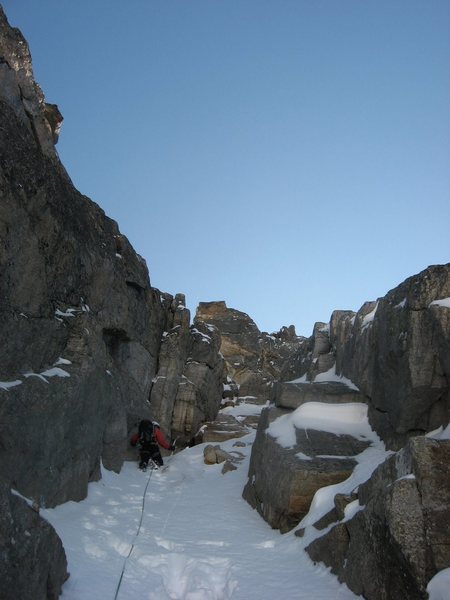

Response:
(113, 465), (155, 600)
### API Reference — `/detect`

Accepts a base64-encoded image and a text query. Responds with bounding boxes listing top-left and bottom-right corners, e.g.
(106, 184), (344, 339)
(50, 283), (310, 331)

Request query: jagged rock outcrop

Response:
(242, 406), (370, 533)
(279, 320), (337, 383)
(306, 437), (450, 599)
(149, 295), (224, 443)
(0, 10), (63, 160)
(0, 484), (68, 600)
(196, 301), (305, 403)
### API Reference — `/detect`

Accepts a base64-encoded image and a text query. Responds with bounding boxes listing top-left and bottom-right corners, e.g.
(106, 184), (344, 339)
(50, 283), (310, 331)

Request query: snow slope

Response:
(43, 427), (359, 599)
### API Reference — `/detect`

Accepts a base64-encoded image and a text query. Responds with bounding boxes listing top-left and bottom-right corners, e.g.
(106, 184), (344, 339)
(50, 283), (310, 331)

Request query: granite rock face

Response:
(196, 302), (305, 403)
(0, 484), (68, 600)
(0, 8), (172, 507)
(306, 437), (450, 599)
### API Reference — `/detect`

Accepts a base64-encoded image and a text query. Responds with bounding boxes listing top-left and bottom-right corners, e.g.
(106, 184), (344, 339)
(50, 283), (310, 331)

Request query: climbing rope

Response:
(112, 442), (179, 600)
(112, 465), (155, 600)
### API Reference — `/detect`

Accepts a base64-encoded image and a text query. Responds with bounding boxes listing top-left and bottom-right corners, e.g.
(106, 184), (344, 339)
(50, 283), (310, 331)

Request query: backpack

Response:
(138, 420), (156, 447)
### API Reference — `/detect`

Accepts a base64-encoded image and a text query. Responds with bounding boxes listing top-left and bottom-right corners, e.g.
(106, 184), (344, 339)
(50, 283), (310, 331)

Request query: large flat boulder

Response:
(242, 406), (370, 533)
(275, 381), (364, 409)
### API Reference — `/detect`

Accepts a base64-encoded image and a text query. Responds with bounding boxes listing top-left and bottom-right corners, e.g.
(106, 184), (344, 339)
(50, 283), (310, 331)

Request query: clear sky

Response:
(4, 1), (449, 336)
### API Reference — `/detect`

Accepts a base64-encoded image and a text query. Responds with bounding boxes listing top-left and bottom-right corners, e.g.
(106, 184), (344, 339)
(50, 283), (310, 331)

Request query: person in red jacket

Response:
(130, 419), (175, 470)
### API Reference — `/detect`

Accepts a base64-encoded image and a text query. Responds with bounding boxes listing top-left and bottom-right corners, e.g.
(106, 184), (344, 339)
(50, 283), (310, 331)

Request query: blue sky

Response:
(4, 1), (449, 336)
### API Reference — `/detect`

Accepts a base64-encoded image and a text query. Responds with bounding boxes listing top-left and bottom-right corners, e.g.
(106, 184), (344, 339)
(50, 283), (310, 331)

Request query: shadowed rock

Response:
(0, 484), (68, 600)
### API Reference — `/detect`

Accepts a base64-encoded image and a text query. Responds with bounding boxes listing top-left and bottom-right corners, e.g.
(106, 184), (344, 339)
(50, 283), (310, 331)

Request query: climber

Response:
(130, 419), (175, 470)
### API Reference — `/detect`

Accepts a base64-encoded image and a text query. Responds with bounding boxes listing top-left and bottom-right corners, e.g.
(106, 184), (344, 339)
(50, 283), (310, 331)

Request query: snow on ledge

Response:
(314, 365), (359, 390)
(426, 423), (450, 440)
(11, 489), (33, 507)
(54, 357), (72, 366)
(289, 365), (359, 390)
(394, 298), (407, 309)
(361, 302), (378, 330)
(40, 367), (71, 378)
(429, 297), (450, 309)
(267, 402), (375, 448)
(55, 308), (78, 318)
(0, 380), (23, 391)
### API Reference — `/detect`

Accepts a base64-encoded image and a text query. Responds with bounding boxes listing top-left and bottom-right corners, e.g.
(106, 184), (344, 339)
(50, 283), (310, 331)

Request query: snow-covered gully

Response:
(43, 429), (358, 600)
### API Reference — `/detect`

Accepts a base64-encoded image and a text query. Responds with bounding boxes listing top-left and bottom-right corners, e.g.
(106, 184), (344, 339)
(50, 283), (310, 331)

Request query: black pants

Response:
(139, 442), (163, 467)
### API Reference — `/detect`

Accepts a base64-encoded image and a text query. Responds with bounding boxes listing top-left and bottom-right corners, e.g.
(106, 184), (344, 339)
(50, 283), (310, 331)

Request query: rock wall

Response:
(306, 437), (450, 599)
(0, 7), (227, 508)
(0, 4), (171, 506)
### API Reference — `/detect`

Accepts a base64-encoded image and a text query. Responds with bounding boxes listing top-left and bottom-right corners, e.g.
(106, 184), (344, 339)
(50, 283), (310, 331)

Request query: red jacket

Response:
(130, 426), (171, 450)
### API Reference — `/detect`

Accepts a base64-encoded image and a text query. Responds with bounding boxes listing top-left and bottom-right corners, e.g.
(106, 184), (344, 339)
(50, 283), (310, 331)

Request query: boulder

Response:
(201, 413), (249, 443)
(0, 484), (68, 600)
(306, 437), (450, 599)
(242, 407), (369, 533)
(203, 444), (235, 465)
